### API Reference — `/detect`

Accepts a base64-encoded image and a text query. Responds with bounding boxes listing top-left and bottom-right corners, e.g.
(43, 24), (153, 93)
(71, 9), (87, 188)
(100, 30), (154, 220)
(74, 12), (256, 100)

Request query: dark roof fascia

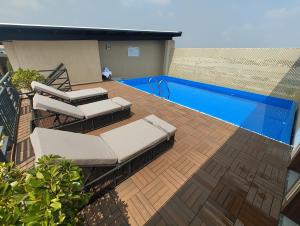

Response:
(0, 24), (182, 41)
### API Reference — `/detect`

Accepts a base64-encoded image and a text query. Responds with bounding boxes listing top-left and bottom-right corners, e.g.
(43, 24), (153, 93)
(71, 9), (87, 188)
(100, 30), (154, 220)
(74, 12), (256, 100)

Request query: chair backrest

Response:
(31, 81), (69, 100)
(33, 94), (84, 119)
(40, 63), (72, 92)
(45, 63), (65, 83)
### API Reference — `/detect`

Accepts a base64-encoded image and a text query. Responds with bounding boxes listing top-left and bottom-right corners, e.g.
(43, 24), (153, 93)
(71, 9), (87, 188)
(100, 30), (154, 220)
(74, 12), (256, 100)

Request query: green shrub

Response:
(0, 155), (91, 225)
(0, 162), (25, 224)
(12, 68), (45, 91)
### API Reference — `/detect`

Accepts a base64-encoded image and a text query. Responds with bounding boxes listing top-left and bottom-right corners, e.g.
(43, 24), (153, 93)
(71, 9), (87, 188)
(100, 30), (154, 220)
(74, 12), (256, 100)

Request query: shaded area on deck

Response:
(14, 80), (291, 226)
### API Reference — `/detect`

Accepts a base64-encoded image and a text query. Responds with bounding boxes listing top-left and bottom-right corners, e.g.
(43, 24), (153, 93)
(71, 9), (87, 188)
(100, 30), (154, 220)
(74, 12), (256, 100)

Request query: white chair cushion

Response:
(77, 99), (122, 119)
(100, 119), (167, 163)
(66, 88), (108, 101)
(31, 81), (69, 100)
(144, 114), (176, 137)
(33, 94), (85, 119)
(30, 128), (118, 166)
(111, 97), (132, 109)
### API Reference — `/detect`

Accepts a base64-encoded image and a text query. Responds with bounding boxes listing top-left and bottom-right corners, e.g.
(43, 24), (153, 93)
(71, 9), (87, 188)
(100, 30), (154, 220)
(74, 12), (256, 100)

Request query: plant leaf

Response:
(10, 181), (18, 188)
(50, 201), (61, 210)
(36, 172), (44, 180)
(59, 213), (66, 223)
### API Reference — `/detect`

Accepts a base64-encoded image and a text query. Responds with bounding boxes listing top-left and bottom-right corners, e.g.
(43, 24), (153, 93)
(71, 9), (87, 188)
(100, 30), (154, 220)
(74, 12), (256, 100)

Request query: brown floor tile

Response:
(15, 81), (291, 226)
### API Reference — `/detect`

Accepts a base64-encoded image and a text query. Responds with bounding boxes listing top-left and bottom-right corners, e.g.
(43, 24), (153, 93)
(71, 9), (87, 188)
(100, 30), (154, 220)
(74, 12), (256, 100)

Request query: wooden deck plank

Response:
(14, 81), (292, 226)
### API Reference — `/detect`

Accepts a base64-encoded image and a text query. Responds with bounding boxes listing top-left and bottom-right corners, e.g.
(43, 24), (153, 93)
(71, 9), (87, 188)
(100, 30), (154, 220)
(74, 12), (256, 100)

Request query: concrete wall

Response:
(99, 40), (165, 78)
(168, 48), (300, 101)
(163, 40), (175, 74)
(3, 40), (102, 84)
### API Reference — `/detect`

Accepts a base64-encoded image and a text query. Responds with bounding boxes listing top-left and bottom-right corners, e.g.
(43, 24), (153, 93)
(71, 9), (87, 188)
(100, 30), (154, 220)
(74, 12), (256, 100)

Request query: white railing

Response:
(148, 77), (170, 99)
(159, 79), (170, 99)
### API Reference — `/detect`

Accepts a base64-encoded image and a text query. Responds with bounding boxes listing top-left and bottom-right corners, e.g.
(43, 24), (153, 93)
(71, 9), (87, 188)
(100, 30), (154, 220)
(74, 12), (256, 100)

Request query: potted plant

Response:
(0, 155), (91, 225)
(11, 68), (45, 92)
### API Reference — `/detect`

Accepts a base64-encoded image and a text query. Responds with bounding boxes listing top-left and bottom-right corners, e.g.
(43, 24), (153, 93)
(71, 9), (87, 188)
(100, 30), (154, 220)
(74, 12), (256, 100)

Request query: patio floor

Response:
(14, 80), (291, 226)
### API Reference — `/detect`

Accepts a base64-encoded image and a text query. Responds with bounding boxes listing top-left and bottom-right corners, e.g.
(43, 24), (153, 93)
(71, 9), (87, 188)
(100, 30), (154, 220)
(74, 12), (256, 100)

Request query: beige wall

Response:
(169, 48), (300, 101)
(99, 40), (165, 78)
(3, 40), (102, 84)
(163, 40), (175, 74)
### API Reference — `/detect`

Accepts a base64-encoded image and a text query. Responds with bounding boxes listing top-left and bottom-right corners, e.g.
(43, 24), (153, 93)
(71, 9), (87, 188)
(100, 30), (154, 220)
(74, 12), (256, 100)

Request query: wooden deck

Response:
(14, 80), (291, 226)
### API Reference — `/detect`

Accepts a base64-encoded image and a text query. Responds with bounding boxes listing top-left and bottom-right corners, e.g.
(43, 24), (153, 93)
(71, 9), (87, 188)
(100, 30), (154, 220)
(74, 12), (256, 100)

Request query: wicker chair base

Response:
(33, 92), (109, 106)
(70, 93), (108, 106)
(84, 135), (175, 200)
(31, 108), (131, 133)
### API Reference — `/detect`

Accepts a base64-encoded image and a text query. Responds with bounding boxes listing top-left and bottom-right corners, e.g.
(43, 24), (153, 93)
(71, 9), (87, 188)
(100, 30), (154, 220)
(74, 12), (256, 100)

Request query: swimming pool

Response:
(119, 75), (297, 144)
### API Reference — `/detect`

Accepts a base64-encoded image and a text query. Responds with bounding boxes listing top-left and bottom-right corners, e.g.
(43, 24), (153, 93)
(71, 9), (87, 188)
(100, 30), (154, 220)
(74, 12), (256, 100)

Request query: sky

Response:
(0, 0), (299, 47)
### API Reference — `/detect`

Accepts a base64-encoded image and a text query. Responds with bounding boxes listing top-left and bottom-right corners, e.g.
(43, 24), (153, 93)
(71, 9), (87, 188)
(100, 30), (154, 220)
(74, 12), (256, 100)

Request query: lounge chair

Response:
(31, 81), (108, 105)
(30, 114), (176, 192)
(31, 94), (132, 133)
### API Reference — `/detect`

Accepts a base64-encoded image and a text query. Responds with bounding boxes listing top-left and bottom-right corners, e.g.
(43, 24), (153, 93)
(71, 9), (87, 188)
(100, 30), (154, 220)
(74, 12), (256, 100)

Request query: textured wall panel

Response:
(169, 48), (300, 102)
(99, 40), (164, 78)
(4, 40), (102, 85)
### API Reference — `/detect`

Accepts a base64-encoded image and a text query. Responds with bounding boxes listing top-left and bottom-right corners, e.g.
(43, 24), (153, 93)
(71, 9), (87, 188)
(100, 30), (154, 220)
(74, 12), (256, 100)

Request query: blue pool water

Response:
(119, 75), (297, 144)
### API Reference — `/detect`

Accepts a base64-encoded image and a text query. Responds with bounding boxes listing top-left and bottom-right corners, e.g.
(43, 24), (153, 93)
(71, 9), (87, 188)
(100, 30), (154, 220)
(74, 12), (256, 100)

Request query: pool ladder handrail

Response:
(148, 77), (159, 95)
(148, 77), (170, 99)
(159, 79), (170, 99)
